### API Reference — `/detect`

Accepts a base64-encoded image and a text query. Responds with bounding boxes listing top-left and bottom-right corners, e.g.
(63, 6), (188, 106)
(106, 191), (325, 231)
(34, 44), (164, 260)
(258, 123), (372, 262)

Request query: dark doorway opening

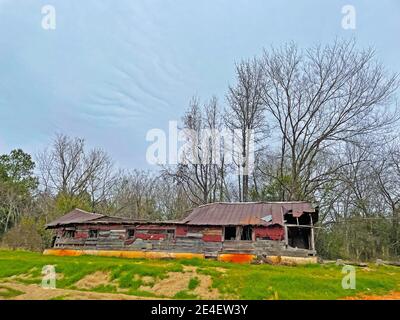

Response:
(241, 226), (253, 240)
(287, 227), (310, 249)
(224, 226), (236, 240)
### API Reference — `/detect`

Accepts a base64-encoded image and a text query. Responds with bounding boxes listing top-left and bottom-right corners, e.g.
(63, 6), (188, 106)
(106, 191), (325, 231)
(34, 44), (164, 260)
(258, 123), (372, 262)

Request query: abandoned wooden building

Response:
(45, 202), (318, 263)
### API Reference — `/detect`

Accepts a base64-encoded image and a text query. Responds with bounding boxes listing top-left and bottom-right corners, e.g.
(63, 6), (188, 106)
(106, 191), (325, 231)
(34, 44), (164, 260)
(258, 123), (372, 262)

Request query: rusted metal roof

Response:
(87, 215), (147, 225)
(180, 202), (317, 226)
(46, 202), (317, 228)
(46, 209), (105, 228)
(46, 209), (148, 228)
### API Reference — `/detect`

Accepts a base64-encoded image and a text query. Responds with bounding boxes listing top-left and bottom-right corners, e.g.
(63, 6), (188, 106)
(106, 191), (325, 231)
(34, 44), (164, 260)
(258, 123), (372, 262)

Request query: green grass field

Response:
(0, 249), (399, 300)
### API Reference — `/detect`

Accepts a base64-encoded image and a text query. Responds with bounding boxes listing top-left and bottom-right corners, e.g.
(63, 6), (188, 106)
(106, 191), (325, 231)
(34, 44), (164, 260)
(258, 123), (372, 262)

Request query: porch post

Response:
(310, 215), (315, 251)
(284, 225), (288, 248)
(236, 226), (241, 240)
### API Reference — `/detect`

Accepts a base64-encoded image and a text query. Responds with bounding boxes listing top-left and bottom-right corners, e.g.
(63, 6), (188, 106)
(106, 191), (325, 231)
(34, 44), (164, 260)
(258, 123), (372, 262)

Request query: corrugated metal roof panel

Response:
(46, 209), (104, 227)
(46, 209), (148, 227)
(46, 202), (317, 228)
(180, 202), (316, 226)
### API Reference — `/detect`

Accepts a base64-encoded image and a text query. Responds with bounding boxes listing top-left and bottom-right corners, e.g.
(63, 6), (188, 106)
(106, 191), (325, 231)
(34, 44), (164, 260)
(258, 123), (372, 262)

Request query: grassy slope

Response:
(0, 249), (399, 300)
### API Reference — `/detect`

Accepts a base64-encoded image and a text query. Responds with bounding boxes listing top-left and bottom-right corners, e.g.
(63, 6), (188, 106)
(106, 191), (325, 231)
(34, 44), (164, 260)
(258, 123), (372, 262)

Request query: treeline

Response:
(0, 137), (194, 251)
(1, 40), (399, 260)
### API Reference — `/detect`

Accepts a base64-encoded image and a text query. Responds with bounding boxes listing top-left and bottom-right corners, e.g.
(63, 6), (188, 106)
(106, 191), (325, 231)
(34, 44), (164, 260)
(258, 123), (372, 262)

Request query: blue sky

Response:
(0, 0), (399, 169)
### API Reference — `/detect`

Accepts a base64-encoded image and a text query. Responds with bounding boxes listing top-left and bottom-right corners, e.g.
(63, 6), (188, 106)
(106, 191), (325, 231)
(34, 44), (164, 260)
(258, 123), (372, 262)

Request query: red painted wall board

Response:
(135, 233), (167, 240)
(75, 231), (88, 239)
(176, 226), (188, 236)
(202, 234), (222, 242)
(255, 225), (284, 240)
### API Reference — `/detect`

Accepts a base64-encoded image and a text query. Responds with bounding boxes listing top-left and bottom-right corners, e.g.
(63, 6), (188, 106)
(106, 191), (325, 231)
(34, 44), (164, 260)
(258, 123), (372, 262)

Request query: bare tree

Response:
(154, 174), (193, 220)
(373, 139), (400, 256)
(315, 139), (400, 259)
(110, 170), (158, 219)
(163, 97), (227, 205)
(37, 134), (117, 209)
(260, 40), (399, 200)
(226, 58), (267, 202)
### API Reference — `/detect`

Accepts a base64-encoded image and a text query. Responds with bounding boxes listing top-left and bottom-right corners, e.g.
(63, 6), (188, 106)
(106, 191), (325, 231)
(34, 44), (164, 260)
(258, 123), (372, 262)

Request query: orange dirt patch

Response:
(345, 291), (400, 300)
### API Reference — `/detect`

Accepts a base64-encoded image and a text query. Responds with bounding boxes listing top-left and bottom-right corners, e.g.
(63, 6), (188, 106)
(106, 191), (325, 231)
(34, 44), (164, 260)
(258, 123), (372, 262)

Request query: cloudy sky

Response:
(0, 0), (399, 169)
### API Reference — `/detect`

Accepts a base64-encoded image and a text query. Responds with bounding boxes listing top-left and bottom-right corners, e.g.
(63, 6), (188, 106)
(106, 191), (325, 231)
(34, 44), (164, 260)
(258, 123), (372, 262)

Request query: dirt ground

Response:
(0, 281), (158, 300)
(0, 265), (224, 300)
(345, 291), (400, 300)
(75, 271), (114, 290)
(1, 265), (397, 300)
(139, 266), (220, 299)
(3, 279), (398, 300)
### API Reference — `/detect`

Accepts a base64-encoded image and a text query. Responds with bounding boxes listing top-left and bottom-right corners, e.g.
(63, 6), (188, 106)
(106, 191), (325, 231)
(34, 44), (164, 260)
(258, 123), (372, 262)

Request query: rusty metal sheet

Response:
(46, 209), (147, 228)
(46, 209), (104, 228)
(180, 202), (317, 226)
(47, 202), (317, 229)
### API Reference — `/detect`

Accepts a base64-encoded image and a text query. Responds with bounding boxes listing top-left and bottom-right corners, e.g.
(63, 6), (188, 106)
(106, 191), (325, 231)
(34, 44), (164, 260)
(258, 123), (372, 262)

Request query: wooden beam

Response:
(235, 226), (241, 241)
(310, 215), (315, 251)
(285, 224), (322, 229)
(284, 225), (288, 247)
(310, 227), (315, 251)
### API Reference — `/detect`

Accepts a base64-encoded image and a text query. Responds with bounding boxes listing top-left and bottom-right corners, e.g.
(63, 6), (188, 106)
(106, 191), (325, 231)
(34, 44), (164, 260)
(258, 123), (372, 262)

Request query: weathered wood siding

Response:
(53, 224), (315, 257)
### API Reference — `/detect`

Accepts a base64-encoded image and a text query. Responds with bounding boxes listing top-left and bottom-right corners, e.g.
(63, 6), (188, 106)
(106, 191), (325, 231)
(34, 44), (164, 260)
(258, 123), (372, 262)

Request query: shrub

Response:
(1, 216), (48, 251)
